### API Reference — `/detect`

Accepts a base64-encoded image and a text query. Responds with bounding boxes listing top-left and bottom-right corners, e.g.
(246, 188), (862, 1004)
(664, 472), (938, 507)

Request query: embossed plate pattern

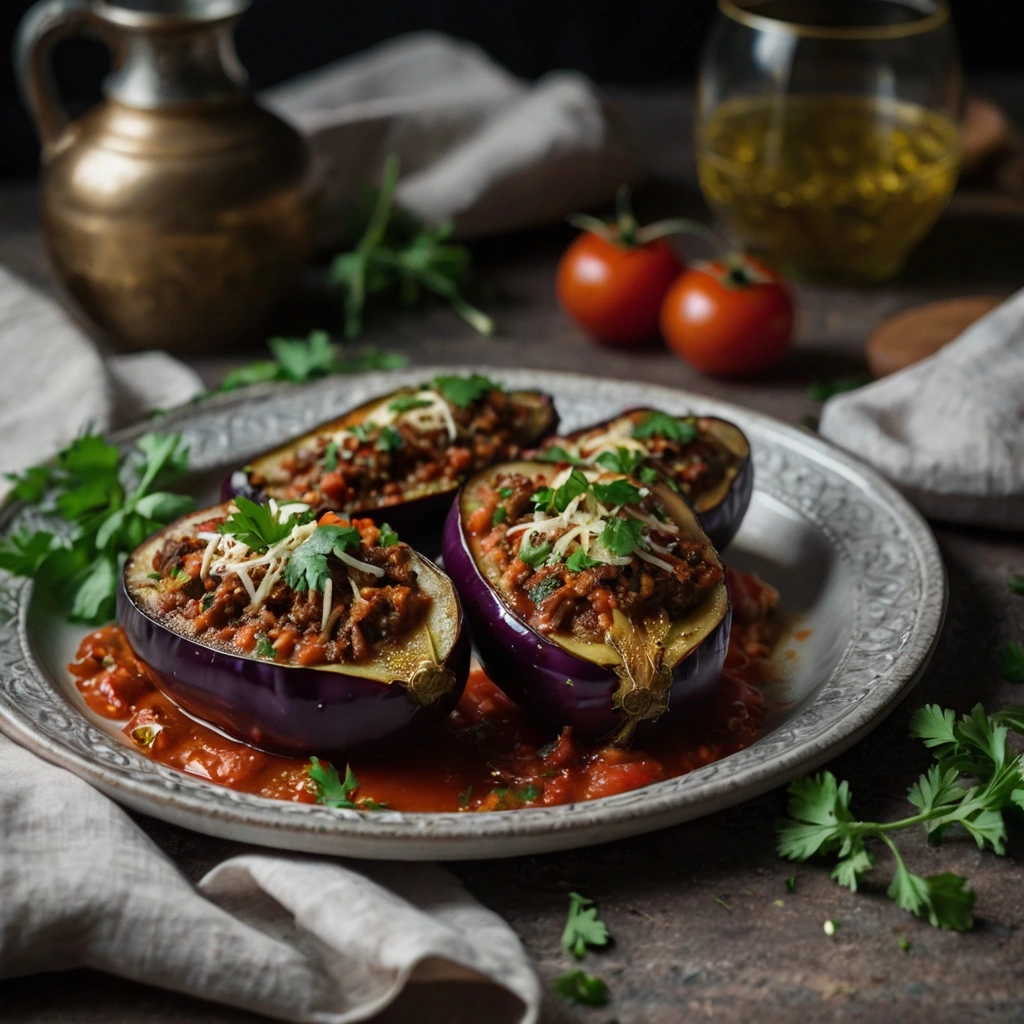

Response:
(0, 368), (945, 859)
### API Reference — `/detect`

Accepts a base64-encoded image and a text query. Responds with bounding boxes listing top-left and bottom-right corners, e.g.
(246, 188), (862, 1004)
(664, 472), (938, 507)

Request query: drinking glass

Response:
(696, 0), (962, 282)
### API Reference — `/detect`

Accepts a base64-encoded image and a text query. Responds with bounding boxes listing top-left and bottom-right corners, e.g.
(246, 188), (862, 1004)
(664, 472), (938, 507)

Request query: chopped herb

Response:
(785, 875), (796, 893)
(375, 425), (405, 452)
(517, 783), (541, 802)
(283, 524), (363, 593)
(323, 441), (340, 471)
(595, 447), (644, 476)
(389, 394), (433, 413)
(530, 486), (555, 511)
(712, 895), (732, 911)
(599, 516), (644, 558)
(498, 487), (513, 499)
(592, 478), (643, 508)
(638, 465), (659, 485)
(458, 786), (473, 808)
(562, 892), (610, 959)
(808, 375), (872, 402)
(307, 757), (387, 810)
(201, 593), (215, 611)
(430, 373), (502, 408)
(1003, 643), (1024, 682)
(171, 566), (188, 581)
(146, 572), (162, 581)
(566, 549), (602, 573)
(350, 423), (373, 443)
(378, 523), (399, 548)
(633, 410), (697, 444)
(537, 446), (587, 467)
(527, 575), (562, 605)
(492, 506), (508, 526)
(255, 636), (276, 659)
(1008, 576), (1024, 596)
(517, 536), (553, 568)
(553, 469), (590, 513)
(552, 970), (609, 1007)
(218, 495), (311, 553)
(897, 936), (912, 952)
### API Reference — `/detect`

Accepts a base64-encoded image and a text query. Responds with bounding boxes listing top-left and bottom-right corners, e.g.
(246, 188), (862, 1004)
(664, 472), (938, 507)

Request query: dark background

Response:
(2, 0), (1022, 179)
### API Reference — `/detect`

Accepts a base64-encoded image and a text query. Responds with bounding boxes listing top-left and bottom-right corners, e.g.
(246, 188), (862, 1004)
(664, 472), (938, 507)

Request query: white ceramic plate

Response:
(0, 368), (945, 859)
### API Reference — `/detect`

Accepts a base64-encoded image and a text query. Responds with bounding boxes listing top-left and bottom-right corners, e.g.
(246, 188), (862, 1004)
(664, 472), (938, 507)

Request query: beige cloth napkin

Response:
(0, 268), (540, 1021)
(819, 288), (1024, 530)
(263, 31), (634, 242)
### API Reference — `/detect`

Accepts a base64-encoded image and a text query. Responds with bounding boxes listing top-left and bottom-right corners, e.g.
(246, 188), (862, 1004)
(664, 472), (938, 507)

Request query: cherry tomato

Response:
(557, 232), (683, 346)
(660, 256), (795, 376)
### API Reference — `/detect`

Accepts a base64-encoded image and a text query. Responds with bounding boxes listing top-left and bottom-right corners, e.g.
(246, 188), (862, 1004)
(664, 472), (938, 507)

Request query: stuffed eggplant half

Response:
(443, 461), (731, 744)
(119, 498), (470, 758)
(224, 374), (557, 543)
(538, 408), (752, 550)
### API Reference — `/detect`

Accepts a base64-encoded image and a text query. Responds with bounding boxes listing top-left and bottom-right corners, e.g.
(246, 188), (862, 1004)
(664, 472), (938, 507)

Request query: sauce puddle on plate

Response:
(68, 569), (781, 812)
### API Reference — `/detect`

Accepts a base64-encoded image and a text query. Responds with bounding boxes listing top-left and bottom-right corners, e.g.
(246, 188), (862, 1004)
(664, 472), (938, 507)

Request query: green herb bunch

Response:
(0, 432), (194, 623)
(777, 702), (1024, 930)
(554, 892), (611, 1007)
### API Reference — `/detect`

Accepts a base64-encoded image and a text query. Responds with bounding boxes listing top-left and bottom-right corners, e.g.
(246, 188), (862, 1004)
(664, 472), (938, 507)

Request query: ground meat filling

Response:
(469, 469), (724, 642)
(147, 516), (431, 667)
(251, 387), (539, 510)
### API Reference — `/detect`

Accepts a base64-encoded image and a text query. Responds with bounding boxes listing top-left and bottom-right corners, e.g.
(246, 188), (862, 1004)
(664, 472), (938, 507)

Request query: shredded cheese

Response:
(329, 388), (459, 448)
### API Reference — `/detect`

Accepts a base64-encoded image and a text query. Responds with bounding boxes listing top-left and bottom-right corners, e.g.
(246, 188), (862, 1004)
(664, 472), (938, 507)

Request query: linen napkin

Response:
(262, 31), (634, 242)
(819, 287), (1024, 530)
(0, 265), (541, 1021)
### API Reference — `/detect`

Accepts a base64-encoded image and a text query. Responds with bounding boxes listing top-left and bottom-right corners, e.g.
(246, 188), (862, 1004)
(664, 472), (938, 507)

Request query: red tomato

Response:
(557, 232), (683, 345)
(660, 256), (794, 375)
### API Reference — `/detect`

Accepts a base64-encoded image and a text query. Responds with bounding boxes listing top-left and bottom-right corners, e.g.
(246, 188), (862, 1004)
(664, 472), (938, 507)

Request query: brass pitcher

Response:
(15, 0), (317, 353)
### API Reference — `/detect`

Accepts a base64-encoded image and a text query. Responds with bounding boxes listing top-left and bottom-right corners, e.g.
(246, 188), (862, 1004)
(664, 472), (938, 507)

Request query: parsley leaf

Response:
(553, 469), (590, 513)
(389, 394), (433, 413)
(1002, 642), (1024, 682)
(594, 447), (644, 475)
(4, 464), (53, 504)
(552, 970), (609, 1007)
(378, 523), (399, 548)
(430, 373), (502, 408)
(255, 635), (276, 659)
(633, 411), (698, 444)
(561, 892), (610, 959)
(308, 757), (387, 810)
(599, 517), (644, 558)
(0, 530), (57, 576)
(537, 446), (587, 467)
(218, 496), (310, 553)
(323, 441), (340, 471)
(375, 425), (404, 452)
(492, 506), (508, 525)
(638, 465), (659, 485)
(566, 549), (601, 573)
(527, 575), (562, 605)
(530, 487), (555, 512)
(592, 478), (643, 508)
(498, 487), (513, 499)
(283, 524), (363, 593)
(517, 536), (552, 568)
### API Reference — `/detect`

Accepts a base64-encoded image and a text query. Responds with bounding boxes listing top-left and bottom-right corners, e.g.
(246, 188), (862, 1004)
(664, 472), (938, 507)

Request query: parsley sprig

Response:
(329, 155), (495, 338)
(308, 757), (387, 810)
(283, 524), (364, 593)
(553, 892), (611, 1007)
(777, 702), (1024, 930)
(0, 432), (194, 623)
(633, 410), (697, 444)
(429, 373), (502, 408)
(217, 496), (313, 553)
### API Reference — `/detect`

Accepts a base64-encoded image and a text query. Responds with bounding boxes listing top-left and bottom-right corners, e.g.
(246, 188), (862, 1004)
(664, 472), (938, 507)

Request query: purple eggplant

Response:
(118, 504), (470, 758)
(538, 409), (753, 550)
(442, 461), (731, 743)
(222, 380), (558, 548)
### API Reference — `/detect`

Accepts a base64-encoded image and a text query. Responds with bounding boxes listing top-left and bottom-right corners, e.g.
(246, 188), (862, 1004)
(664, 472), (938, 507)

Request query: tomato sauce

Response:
(68, 569), (781, 813)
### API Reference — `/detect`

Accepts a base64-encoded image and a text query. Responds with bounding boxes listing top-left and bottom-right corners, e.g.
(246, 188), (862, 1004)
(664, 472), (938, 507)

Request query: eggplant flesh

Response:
(118, 504), (470, 758)
(442, 461), (731, 744)
(222, 385), (558, 546)
(540, 409), (753, 551)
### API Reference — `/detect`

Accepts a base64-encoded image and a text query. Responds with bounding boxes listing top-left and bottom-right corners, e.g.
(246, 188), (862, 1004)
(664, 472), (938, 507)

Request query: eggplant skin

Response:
(117, 519), (471, 759)
(441, 470), (731, 743)
(221, 387), (559, 551)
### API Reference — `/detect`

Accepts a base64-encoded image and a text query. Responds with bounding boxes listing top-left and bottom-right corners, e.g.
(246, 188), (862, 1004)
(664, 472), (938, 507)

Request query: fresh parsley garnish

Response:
(517, 536), (552, 568)
(323, 441), (340, 471)
(594, 447), (643, 475)
(565, 549), (601, 573)
(217, 496), (311, 553)
(0, 431), (194, 624)
(255, 635), (276, 659)
(527, 575), (562, 605)
(1003, 643), (1024, 682)
(378, 523), (399, 548)
(517, 783), (541, 802)
(201, 592), (214, 611)
(633, 411), (697, 444)
(498, 487), (513, 499)
(599, 516), (644, 558)
(307, 757), (387, 810)
(283, 524), (363, 593)
(430, 373), (502, 408)
(492, 506), (508, 526)
(592, 478), (643, 508)
(389, 394), (433, 413)
(552, 469), (589, 513)
(807, 374), (872, 402)
(638, 465), (659, 485)
(375, 425), (404, 452)
(530, 486), (555, 512)
(537, 446), (587, 467)
(776, 702), (1024, 930)
(552, 970), (609, 1007)
(562, 892), (610, 959)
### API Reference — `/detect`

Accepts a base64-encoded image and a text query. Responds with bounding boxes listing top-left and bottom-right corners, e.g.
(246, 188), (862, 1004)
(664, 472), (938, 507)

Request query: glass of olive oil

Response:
(697, 0), (962, 282)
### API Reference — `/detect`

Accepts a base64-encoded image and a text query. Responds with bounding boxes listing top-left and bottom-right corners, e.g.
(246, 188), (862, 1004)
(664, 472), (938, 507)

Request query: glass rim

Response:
(716, 0), (950, 40)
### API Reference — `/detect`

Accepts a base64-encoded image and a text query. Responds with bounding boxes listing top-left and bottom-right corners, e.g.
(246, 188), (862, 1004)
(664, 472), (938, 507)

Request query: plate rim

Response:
(0, 366), (947, 858)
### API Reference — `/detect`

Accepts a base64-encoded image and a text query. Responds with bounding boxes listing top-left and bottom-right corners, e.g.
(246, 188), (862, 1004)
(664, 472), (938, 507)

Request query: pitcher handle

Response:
(14, 0), (105, 154)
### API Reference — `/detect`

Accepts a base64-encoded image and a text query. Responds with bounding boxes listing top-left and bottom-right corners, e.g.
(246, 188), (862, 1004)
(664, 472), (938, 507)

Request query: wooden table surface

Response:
(3, 87), (1024, 1024)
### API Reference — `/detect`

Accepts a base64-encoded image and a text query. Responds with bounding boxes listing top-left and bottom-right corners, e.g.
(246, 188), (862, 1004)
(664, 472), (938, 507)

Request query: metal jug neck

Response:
(95, 0), (250, 108)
